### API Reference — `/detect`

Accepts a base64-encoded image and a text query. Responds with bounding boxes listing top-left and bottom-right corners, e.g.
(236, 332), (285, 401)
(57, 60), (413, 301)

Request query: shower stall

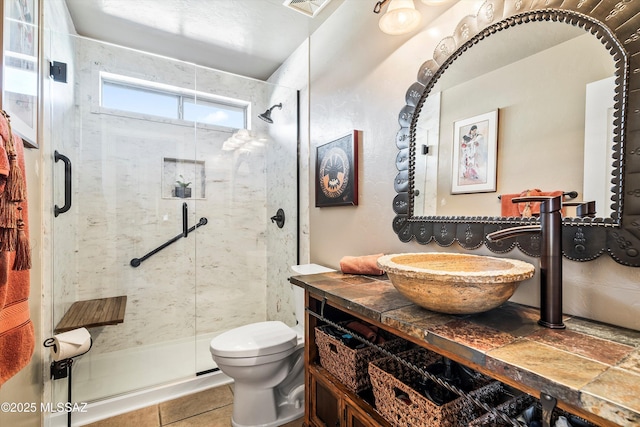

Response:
(43, 12), (300, 413)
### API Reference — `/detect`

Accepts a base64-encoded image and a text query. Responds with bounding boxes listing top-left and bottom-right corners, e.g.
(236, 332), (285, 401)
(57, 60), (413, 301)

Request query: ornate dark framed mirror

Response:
(392, 0), (640, 267)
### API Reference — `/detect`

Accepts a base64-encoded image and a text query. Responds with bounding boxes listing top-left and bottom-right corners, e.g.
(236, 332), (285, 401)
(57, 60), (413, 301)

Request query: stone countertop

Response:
(290, 271), (640, 427)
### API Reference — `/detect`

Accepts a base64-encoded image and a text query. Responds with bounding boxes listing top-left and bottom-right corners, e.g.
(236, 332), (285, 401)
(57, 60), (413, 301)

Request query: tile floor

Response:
(83, 385), (304, 427)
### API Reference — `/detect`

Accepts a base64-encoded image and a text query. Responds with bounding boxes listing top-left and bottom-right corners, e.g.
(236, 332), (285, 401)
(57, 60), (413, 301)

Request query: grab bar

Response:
(130, 203), (207, 267)
(54, 151), (72, 217)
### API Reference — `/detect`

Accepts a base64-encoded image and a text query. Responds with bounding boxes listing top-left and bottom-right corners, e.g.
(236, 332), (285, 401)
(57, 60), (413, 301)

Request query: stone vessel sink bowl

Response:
(377, 252), (535, 315)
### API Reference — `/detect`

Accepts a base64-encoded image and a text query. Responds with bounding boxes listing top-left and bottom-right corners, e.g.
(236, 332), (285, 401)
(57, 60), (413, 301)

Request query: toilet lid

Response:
(210, 321), (297, 358)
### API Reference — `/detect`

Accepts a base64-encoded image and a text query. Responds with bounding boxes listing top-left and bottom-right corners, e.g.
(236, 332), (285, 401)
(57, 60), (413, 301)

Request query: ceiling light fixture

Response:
(373, 0), (422, 35)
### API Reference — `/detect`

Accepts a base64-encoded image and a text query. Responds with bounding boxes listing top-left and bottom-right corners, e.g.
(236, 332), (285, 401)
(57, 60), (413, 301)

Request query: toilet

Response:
(210, 321), (304, 427)
(210, 264), (334, 427)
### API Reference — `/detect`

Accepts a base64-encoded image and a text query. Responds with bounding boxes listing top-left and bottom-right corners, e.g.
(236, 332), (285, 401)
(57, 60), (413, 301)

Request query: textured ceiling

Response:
(64, 0), (344, 80)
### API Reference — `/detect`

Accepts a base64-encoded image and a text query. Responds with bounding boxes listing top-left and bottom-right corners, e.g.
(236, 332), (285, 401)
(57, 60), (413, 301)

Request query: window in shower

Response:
(100, 72), (249, 129)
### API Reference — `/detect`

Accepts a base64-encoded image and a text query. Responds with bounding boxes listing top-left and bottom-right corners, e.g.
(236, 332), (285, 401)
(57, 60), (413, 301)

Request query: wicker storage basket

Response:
(468, 393), (597, 427)
(315, 323), (408, 392)
(369, 348), (504, 427)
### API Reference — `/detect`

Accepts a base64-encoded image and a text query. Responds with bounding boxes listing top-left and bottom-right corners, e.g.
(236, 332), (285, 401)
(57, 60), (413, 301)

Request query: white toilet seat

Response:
(210, 321), (297, 358)
(212, 344), (301, 366)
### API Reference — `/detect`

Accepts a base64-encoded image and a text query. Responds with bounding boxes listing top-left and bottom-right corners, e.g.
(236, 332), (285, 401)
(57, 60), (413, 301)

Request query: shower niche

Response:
(162, 157), (206, 199)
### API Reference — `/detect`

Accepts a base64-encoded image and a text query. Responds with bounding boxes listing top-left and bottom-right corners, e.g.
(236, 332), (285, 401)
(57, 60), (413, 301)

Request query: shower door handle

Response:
(54, 151), (72, 217)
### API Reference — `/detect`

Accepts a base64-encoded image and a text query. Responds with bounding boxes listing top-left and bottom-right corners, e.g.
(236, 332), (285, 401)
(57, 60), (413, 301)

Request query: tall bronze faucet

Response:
(486, 195), (565, 329)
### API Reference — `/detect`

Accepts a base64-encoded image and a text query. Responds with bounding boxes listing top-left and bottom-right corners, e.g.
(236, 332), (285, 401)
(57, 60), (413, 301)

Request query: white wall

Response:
(308, 0), (640, 330)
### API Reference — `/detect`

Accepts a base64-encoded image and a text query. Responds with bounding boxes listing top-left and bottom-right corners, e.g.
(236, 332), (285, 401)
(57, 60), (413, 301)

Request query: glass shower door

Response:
(192, 69), (300, 372)
(46, 15), (300, 405)
(49, 32), (199, 402)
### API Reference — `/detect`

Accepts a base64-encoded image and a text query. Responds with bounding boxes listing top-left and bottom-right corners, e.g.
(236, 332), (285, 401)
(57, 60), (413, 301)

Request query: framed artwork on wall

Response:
(2, 0), (39, 148)
(451, 110), (498, 194)
(315, 130), (360, 207)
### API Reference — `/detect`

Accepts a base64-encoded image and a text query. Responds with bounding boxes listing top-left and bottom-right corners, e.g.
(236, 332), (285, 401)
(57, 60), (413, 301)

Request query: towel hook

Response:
(270, 208), (285, 228)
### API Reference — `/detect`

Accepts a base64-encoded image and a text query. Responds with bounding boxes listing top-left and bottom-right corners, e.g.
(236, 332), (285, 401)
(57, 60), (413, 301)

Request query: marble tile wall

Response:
(267, 39), (311, 327)
(265, 85), (300, 326)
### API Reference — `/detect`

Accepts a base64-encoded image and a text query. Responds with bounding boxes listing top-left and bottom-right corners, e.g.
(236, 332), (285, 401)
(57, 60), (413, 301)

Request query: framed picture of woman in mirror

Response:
(451, 110), (498, 194)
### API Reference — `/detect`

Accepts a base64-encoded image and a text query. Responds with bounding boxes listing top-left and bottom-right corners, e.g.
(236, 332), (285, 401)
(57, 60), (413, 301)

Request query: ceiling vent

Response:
(283, 0), (332, 17)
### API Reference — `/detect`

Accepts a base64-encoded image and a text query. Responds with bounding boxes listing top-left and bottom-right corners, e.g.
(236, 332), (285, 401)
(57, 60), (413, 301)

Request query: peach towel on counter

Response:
(339, 253), (384, 276)
(500, 189), (565, 217)
(0, 110), (34, 386)
(500, 193), (522, 217)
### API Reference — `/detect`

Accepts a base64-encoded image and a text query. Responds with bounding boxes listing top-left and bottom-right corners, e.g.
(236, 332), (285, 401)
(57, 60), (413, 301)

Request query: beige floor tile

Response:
(159, 385), (234, 425)
(163, 404), (233, 427)
(280, 417), (304, 427)
(82, 405), (159, 427)
(89, 385), (302, 427)
(164, 406), (302, 427)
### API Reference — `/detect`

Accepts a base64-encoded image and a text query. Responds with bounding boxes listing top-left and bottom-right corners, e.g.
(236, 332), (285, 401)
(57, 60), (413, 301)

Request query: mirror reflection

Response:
(412, 21), (616, 220)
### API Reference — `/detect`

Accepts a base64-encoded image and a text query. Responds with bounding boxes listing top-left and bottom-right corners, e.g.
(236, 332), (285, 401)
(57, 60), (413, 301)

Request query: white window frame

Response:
(97, 71), (251, 130)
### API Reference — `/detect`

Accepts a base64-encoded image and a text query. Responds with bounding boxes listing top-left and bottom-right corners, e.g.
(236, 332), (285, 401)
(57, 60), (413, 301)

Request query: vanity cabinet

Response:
(308, 369), (340, 427)
(308, 365), (388, 427)
(305, 296), (391, 427)
(295, 273), (640, 427)
(345, 398), (383, 427)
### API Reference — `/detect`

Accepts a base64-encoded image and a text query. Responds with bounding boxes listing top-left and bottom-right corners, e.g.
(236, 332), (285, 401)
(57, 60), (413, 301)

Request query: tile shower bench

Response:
(289, 271), (640, 427)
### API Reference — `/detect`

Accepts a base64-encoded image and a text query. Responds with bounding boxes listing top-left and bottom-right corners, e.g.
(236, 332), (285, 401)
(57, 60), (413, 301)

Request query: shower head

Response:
(258, 103), (282, 124)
